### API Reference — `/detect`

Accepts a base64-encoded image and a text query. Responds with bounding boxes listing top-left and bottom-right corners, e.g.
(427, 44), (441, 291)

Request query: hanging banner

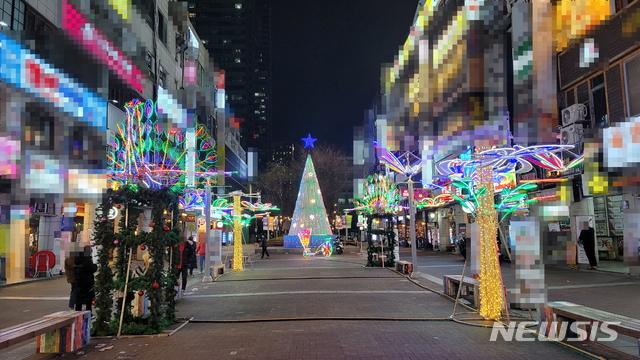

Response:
(623, 210), (640, 266)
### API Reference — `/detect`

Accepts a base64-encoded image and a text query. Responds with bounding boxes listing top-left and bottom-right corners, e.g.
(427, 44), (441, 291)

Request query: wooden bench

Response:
(396, 260), (413, 274)
(546, 301), (640, 356)
(0, 311), (91, 353)
(443, 275), (479, 307)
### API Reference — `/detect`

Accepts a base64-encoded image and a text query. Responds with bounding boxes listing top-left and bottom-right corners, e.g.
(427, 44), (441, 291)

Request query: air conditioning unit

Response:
(33, 203), (57, 217)
(560, 124), (582, 145)
(561, 104), (587, 127)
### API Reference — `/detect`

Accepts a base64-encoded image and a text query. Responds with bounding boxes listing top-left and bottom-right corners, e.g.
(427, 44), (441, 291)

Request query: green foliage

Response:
(92, 185), (181, 336)
(92, 202), (116, 335)
(100, 316), (174, 336)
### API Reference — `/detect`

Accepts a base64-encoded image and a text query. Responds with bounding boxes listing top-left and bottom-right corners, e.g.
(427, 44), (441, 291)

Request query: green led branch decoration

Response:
(350, 173), (403, 214)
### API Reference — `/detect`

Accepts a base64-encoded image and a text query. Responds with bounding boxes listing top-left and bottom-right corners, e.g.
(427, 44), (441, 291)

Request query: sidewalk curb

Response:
(0, 274), (64, 288)
(547, 264), (638, 279)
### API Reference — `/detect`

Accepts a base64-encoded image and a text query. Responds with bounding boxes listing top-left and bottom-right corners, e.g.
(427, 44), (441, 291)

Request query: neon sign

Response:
(62, 1), (144, 93)
(0, 33), (106, 129)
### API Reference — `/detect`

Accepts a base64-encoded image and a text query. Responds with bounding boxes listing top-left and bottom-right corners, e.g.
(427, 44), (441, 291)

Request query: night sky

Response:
(271, 0), (419, 154)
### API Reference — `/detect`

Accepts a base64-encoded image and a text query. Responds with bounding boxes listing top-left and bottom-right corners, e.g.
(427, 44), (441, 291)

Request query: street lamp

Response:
(374, 142), (423, 276)
(202, 184), (231, 282)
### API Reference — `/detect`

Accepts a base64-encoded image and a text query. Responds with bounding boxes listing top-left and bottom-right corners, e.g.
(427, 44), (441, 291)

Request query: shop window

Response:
(614, 0), (633, 13)
(134, 0), (154, 29)
(565, 88), (577, 107)
(24, 6), (52, 31)
(158, 11), (167, 45)
(590, 74), (608, 128)
(24, 110), (54, 151)
(624, 54), (640, 117)
(158, 70), (166, 88)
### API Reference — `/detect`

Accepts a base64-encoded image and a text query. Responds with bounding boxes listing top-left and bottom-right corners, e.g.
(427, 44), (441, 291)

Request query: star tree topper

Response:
(302, 133), (317, 148)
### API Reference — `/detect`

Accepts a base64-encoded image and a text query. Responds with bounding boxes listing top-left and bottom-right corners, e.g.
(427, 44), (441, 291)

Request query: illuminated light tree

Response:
(350, 173), (402, 267)
(475, 165), (503, 320)
(106, 99), (219, 193)
(373, 142), (424, 270)
(286, 155), (333, 248)
(207, 195), (278, 270)
(430, 144), (582, 321)
(232, 193), (243, 270)
(99, 98), (221, 334)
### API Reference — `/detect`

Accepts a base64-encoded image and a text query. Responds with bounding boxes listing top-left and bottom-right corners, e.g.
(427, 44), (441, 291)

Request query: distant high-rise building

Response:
(271, 143), (295, 166)
(184, 0), (272, 171)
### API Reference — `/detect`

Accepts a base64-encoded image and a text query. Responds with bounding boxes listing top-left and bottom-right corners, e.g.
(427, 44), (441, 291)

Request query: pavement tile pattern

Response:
(12, 251), (600, 360)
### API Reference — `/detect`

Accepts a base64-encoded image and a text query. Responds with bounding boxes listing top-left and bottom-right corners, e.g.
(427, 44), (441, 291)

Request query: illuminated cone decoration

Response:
(298, 229), (311, 248)
(289, 155), (332, 246)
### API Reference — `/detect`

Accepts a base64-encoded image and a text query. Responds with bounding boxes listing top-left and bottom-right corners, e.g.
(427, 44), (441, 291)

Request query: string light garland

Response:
(436, 144), (583, 181)
(415, 193), (455, 208)
(373, 141), (423, 177)
(476, 165), (504, 321)
(232, 194), (244, 270)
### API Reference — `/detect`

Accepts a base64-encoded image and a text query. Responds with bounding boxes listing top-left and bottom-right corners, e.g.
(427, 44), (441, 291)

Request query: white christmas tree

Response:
(289, 155), (332, 238)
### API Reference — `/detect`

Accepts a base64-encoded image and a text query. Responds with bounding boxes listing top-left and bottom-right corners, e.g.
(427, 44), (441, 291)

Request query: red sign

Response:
(401, 188), (409, 197)
(186, 215), (196, 223)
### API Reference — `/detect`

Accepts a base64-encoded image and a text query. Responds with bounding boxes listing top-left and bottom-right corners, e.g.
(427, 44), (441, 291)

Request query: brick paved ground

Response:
(22, 321), (591, 360)
(13, 250), (602, 360)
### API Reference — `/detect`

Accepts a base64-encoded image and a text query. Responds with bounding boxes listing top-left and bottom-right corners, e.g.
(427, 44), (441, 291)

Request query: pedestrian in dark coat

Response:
(260, 235), (270, 259)
(74, 245), (97, 311)
(64, 252), (77, 310)
(179, 237), (194, 294)
(188, 236), (197, 277)
(579, 223), (598, 269)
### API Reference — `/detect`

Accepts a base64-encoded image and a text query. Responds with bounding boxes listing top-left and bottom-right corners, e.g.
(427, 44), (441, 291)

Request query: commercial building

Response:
(0, 0), (247, 283)
(556, 0), (640, 275)
(184, 0), (272, 172)
(354, 0), (639, 281)
(0, 0), (107, 282)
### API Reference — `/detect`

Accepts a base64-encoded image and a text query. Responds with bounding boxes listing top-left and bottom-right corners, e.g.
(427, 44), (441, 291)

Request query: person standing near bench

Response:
(64, 244), (80, 310)
(74, 245), (97, 312)
(179, 237), (194, 295)
(196, 235), (206, 274)
(579, 222), (598, 270)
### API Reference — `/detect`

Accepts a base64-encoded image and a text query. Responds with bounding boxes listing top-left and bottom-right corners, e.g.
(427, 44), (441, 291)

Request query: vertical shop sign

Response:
(606, 195), (624, 236)
(593, 196), (608, 236)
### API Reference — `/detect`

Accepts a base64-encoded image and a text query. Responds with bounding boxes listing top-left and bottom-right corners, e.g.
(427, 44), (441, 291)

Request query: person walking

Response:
(579, 222), (598, 270)
(179, 237), (194, 295)
(260, 235), (270, 259)
(74, 245), (97, 312)
(195, 235), (206, 274)
(188, 236), (197, 277)
(64, 245), (79, 310)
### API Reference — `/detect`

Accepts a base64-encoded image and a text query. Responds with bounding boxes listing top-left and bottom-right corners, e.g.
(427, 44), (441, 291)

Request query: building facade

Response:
(185, 0), (272, 172)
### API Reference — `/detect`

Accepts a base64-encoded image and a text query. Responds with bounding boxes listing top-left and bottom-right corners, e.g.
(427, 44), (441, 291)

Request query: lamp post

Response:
(408, 176), (417, 276)
(202, 184), (212, 282)
(203, 184), (231, 282)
